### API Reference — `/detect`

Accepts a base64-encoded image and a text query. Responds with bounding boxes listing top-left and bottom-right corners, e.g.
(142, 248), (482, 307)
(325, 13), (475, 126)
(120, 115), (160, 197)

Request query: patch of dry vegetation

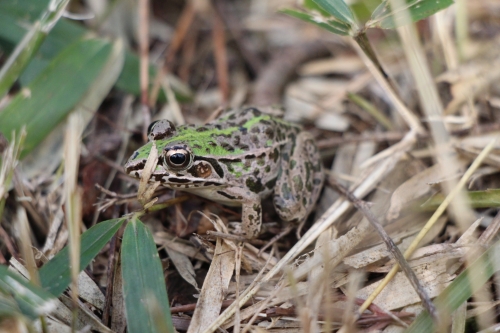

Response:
(3, 0), (500, 332)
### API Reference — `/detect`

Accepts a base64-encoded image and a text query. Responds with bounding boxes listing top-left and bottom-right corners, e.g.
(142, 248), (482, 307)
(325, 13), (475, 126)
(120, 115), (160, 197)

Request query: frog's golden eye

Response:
(165, 149), (191, 170)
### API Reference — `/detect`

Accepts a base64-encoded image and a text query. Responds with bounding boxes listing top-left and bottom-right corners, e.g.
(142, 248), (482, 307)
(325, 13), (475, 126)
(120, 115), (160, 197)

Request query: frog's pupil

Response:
(170, 153), (186, 165)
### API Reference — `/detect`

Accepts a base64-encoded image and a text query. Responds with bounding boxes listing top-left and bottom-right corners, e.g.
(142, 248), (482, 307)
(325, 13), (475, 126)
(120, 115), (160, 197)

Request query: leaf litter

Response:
(3, 0), (500, 332)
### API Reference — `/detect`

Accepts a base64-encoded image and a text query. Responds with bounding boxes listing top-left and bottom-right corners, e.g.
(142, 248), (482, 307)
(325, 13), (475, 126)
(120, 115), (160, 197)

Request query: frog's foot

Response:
(223, 187), (262, 239)
(273, 131), (324, 223)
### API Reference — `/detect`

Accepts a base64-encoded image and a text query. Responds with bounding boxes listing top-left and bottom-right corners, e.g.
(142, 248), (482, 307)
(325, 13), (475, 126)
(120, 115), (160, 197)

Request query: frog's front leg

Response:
(224, 187), (262, 239)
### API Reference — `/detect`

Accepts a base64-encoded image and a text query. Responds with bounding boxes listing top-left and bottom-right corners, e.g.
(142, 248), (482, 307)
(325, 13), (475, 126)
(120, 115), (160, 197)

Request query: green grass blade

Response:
(121, 218), (174, 333)
(0, 38), (113, 158)
(416, 189), (500, 211)
(367, 0), (454, 29)
(312, 0), (357, 26)
(281, 9), (351, 36)
(39, 218), (125, 296)
(0, 265), (57, 320)
(405, 240), (500, 332)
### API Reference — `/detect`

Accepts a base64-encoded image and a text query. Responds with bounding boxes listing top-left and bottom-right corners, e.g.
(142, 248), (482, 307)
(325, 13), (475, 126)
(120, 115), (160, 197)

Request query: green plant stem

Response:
(418, 189), (500, 211)
(353, 31), (388, 79)
(347, 92), (394, 130)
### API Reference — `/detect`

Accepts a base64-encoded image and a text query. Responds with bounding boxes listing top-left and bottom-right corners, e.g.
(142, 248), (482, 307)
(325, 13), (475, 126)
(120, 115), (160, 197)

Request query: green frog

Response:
(124, 107), (323, 238)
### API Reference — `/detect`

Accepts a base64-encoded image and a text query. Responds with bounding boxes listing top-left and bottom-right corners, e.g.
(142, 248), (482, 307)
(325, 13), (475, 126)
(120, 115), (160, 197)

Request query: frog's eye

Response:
(165, 149), (191, 170)
(147, 120), (160, 138)
(148, 120), (176, 141)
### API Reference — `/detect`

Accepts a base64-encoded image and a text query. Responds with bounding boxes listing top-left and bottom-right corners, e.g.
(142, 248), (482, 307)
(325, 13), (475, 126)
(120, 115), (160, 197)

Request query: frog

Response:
(124, 106), (324, 239)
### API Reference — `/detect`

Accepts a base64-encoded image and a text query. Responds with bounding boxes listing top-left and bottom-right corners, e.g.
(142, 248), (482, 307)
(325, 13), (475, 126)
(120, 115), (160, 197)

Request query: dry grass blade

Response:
(63, 112), (84, 329)
(359, 138), (497, 313)
(137, 141), (160, 207)
(187, 237), (235, 333)
(0, 129), (25, 221)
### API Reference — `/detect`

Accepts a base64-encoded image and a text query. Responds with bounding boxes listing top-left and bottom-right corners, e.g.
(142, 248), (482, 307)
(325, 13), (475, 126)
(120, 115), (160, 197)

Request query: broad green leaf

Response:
(281, 9), (351, 36)
(0, 294), (23, 317)
(367, 0), (454, 29)
(122, 218), (174, 333)
(312, 0), (357, 26)
(405, 240), (500, 332)
(39, 218), (125, 296)
(0, 0), (69, 97)
(0, 0), (192, 102)
(0, 265), (57, 320)
(303, 0), (331, 17)
(20, 38), (124, 179)
(0, 38), (113, 158)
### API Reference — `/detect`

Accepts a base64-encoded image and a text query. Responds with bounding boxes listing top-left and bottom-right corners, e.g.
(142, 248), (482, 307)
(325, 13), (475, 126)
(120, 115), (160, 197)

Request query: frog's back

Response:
(187, 107), (301, 194)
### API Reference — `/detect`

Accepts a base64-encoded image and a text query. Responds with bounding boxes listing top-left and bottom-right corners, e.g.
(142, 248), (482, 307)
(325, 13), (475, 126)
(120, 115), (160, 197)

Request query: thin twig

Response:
(330, 177), (438, 321)
(149, 2), (196, 105)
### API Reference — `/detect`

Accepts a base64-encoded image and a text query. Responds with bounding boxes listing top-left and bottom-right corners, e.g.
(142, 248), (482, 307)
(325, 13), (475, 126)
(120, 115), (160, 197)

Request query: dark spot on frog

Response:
(217, 191), (241, 200)
(214, 124), (222, 130)
(250, 127), (260, 134)
(196, 126), (207, 132)
(168, 178), (191, 183)
(265, 165), (271, 173)
(221, 142), (235, 152)
(219, 158), (242, 163)
(232, 135), (240, 146)
(238, 126), (248, 134)
(280, 183), (292, 200)
(193, 144), (201, 149)
(244, 154), (255, 160)
(313, 178), (322, 185)
(253, 168), (260, 176)
(134, 171), (139, 177)
(265, 177), (277, 189)
(130, 151), (139, 160)
(125, 160), (145, 172)
(293, 175), (303, 191)
(290, 159), (296, 169)
(264, 127), (274, 139)
(203, 181), (223, 187)
(251, 135), (259, 144)
(153, 174), (164, 182)
(282, 149), (290, 162)
(246, 178), (265, 193)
